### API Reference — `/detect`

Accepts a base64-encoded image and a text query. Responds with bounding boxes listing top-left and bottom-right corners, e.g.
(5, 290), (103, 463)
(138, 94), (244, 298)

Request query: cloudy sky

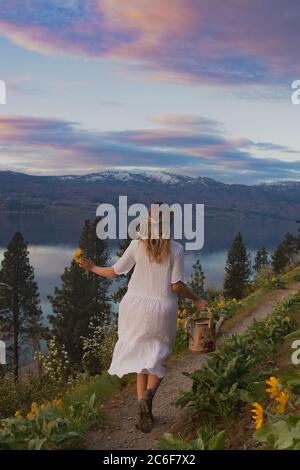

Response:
(0, 0), (300, 183)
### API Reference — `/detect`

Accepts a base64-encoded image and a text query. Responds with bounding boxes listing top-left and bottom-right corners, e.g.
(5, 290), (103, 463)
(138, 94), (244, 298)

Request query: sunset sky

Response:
(0, 0), (300, 183)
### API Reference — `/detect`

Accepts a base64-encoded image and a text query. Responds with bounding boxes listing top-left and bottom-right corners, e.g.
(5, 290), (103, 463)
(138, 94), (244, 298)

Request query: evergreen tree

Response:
(223, 232), (251, 299)
(271, 243), (288, 274)
(272, 232), (299, 274)
(0, 232), (46, 379)
(253, 246), (269, 272)
(112, 237), (133, 304)
(190, 259), (206, 298)
(49, 219), (111, 365)
(271, 233), (296, 274)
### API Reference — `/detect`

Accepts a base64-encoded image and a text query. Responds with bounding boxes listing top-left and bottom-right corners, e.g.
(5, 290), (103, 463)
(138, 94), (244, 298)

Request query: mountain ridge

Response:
(1, 168), (300, 188)
(0, 169), (300, 220)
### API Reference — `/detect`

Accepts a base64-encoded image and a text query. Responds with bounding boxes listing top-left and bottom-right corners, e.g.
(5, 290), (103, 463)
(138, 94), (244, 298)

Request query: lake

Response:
(0, 211), (298, 320)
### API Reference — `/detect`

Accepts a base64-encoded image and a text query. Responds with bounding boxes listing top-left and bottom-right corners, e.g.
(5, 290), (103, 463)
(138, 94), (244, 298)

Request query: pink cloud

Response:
(0, 1), (298, 85)
(0, 113), (299, 182)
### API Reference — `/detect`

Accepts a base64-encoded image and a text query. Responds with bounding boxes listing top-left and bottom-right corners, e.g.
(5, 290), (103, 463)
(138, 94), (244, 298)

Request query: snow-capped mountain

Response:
(58, 169), (194, 185)
(0, 169), (300, 220)
(260, 180), (300, 190)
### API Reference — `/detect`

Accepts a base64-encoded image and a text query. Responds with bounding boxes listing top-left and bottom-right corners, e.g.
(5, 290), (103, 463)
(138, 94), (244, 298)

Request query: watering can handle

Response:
(207, 307), (215, 331)
(183, 317), (195, 345)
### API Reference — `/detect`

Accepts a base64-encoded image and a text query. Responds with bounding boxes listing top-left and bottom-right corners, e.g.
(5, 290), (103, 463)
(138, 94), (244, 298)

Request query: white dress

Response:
(108, 239), (186, 378)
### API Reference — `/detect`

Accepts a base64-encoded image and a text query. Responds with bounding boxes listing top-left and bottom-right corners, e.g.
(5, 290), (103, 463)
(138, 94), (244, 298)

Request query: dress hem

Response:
(108, 367), (166, 379)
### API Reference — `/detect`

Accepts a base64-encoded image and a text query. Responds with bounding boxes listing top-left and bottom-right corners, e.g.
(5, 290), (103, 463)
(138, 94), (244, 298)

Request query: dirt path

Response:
(86, 282), (300, 450)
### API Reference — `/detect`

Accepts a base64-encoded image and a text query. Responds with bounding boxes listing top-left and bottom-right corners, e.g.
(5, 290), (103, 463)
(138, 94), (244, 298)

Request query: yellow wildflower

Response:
(275, 390), (289, 414)
(15, 410), (22, 419)
(26, 411), (35, 421)
(74, 248), (83, 264)
(284, 316), (290, 322)
(31, 402), (38, 412)
(53, 398), (62, 409)
(266, 376), (281, 399)
(251, 402), (264, 430)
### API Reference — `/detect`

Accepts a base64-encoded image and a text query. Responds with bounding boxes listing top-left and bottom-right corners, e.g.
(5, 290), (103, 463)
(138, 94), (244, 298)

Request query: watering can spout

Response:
(215, 314), (227, 335)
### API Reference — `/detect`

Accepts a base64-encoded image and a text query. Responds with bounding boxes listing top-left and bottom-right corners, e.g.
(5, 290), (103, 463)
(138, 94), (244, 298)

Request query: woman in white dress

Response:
(80, 205), (208, 433)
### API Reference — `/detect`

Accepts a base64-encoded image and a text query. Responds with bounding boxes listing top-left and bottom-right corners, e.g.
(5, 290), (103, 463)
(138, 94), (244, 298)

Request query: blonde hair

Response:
(140, 202), (173, 263)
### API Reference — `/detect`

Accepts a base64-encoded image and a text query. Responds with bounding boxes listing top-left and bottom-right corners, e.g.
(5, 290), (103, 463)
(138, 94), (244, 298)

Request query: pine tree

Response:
(272, 242), (290, 274)
(272, 232), (299, 274)
(0, 232), (46, 379)
(253, 246), (269, 272)
(223, 232), (251, 299)
(190, 259), (206, 298)
(112, 237), (133, 304)
(49, 219), (111, 365)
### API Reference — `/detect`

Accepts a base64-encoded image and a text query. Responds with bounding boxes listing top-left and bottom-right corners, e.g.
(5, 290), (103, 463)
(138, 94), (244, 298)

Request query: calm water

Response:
(0, 211), (298, 320)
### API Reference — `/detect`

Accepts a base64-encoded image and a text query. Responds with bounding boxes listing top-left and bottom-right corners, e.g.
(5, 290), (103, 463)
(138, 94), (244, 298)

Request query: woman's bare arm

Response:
(80, 258), (118, 278)
(171, 281), (208, 311)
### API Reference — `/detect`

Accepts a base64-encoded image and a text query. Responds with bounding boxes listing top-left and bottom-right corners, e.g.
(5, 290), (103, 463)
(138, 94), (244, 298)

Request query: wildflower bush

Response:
(265, 277), (287, 290)
(0, 370), (125, 450)
(211, 296), (243, 321)
(0, 373), (62, 419)
(82, 316), (118, 375)
(251, 373), (300, 449)
(0, 393), (98, 450)
(177, 293), (297, 420)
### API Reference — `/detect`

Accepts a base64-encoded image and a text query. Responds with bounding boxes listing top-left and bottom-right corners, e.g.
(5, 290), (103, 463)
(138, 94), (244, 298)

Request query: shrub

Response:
(252, 265), (274, 290)
(0, 374), (62, 419)
(211, 296), (243, 321)
(0, 393), (98, 450)
(265, 277), (287, 290)
(34, 338), (75, 386)
(172, 308), (190, 354)
(156, 429), (226, 450)
(82, 317), (118, 375)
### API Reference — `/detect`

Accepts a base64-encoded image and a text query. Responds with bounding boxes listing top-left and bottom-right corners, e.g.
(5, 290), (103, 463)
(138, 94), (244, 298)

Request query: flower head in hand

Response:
(74, 248), (83, 265)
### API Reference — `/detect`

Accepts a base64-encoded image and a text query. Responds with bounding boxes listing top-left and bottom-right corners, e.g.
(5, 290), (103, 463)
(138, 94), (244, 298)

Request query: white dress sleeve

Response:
(171, 244), (187, 283)
(112, 240), (137, 275)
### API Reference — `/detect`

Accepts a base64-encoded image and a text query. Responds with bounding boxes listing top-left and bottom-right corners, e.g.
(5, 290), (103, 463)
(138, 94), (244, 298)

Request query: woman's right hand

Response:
(194, 298), (209, 312)
(80, 258), (95, 271)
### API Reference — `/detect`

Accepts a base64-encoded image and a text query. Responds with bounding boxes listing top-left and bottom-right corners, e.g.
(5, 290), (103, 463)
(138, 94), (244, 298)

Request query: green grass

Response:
(63, 372), (127, 409)
(62, 371), (136, 428)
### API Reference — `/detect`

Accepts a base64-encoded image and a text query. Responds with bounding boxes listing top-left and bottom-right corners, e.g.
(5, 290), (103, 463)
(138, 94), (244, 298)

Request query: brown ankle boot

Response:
(135, 390), (154, 433)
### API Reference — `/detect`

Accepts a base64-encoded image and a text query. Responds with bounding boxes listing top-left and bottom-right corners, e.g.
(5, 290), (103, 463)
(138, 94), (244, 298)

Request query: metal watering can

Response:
(183, 308), (226, 353)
